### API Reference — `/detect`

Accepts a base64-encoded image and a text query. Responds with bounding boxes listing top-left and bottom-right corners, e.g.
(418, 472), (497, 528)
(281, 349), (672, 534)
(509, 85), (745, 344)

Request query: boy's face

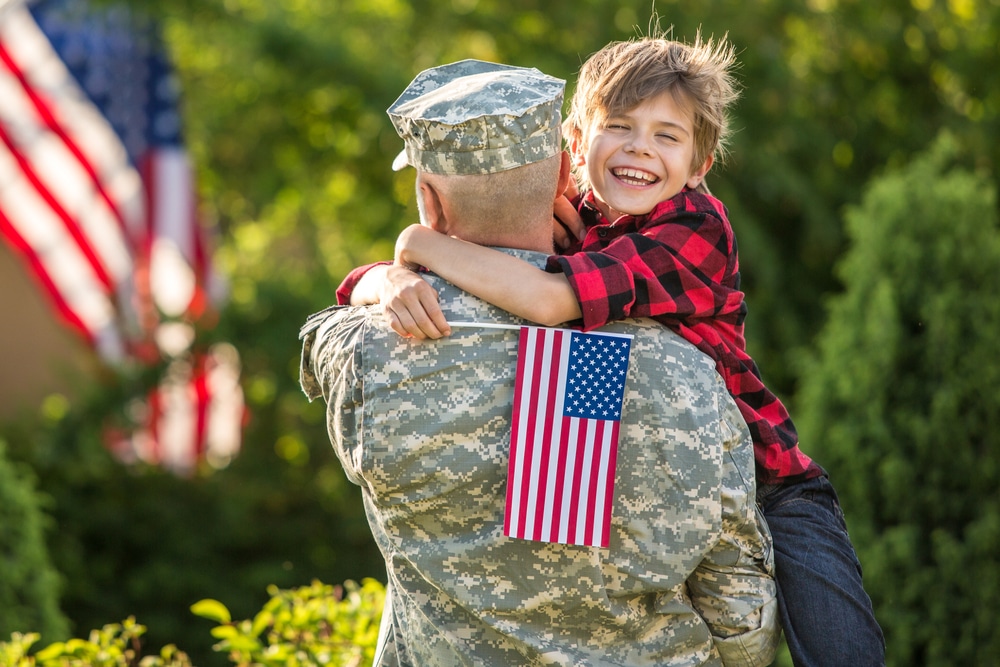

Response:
(577, 90), (712, 220)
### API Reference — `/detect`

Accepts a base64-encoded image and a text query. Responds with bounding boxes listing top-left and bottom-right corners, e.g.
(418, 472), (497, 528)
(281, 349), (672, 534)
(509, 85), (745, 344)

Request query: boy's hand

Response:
(553, 179), (585, 252)
(380, 265), (451, 339)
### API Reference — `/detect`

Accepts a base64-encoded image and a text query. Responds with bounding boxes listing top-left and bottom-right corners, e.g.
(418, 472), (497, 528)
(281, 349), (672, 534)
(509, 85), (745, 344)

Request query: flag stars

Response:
(562, 332), (632, 421)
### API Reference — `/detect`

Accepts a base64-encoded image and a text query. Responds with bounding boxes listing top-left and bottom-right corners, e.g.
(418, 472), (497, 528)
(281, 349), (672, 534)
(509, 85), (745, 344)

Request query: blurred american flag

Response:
(0, 0), (243, 474)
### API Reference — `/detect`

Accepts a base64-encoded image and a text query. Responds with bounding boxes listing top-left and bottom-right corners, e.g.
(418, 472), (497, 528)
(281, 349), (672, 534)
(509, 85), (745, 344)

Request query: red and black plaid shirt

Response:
(549, 188), (822, 485)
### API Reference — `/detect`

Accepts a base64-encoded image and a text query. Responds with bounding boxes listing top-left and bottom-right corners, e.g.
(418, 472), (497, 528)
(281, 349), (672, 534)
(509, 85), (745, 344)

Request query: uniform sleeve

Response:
(299, 307), (370, 486)
(547, 207), (744, 333)
(686, 388), (781, 667)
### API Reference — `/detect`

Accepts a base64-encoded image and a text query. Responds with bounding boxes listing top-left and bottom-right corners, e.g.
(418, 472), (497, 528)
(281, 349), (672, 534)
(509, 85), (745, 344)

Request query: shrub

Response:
(192, 578), (384, 667)
(0, 439), (68, 643)
(0, 619), (191, 667)
(0, 579), (384, 667)
(795, 133), (1000, 666)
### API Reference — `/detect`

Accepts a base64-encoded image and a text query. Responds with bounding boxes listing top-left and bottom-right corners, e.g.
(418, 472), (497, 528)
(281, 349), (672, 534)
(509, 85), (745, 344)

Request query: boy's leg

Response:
(759, 476), (885, 667)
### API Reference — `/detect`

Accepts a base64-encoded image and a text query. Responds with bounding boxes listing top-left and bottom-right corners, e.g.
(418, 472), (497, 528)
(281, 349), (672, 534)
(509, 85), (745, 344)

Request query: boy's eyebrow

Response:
(605, 112), (692, 136)
(645, 118), (693, 138)
(654, 120), (690, 134)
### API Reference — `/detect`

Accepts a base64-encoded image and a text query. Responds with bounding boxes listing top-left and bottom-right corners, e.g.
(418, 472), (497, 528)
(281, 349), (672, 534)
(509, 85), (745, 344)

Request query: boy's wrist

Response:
(394, 224), (424, 269)
(349, 264), (390, 306)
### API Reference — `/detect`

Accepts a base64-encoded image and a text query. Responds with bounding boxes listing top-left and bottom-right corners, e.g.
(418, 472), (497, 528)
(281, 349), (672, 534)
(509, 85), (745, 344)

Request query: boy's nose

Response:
(624, 133), (652, 155)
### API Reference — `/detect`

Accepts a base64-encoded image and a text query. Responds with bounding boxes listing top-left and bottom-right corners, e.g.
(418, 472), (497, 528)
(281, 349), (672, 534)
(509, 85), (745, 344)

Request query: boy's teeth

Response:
(614, 168), (655, 183)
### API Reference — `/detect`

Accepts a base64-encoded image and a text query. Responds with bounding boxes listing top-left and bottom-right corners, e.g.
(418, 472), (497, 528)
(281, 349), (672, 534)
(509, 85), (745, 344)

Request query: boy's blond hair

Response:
(564, 30), (740, 190)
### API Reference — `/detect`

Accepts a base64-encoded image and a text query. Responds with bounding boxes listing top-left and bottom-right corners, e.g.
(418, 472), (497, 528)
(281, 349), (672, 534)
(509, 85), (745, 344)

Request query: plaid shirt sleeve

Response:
(547, 191), (746, 335)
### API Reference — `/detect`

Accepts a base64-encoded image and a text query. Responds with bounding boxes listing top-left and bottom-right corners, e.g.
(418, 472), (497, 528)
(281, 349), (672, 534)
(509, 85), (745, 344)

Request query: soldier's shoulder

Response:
(605, 319), (717, 372)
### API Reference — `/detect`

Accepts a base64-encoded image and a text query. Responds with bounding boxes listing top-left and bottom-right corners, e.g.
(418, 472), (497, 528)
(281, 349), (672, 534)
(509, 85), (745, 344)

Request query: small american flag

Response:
(504, 326), (632, 548)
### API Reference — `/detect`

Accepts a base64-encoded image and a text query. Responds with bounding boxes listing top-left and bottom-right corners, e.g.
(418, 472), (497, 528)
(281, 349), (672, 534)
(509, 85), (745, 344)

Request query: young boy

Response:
(341, 33), (885, 665)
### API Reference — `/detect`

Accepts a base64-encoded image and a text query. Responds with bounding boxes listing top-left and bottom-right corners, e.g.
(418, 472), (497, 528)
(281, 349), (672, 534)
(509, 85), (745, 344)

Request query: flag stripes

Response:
(0, 3), (138, 358)
(0, 0), (242, 473)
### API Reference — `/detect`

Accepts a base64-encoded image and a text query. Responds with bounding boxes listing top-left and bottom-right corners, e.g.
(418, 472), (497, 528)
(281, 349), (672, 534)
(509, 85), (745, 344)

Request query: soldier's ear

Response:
(556, 151), (572, 198)
(417, 179), (447, 232)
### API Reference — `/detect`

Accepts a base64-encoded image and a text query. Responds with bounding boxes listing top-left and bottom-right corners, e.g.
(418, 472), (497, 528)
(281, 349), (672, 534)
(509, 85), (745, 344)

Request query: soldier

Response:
(300, 60), (779, 666)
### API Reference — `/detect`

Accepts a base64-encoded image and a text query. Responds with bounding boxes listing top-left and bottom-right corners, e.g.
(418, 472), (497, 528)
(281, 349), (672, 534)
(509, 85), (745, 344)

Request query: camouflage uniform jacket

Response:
(300, 249), (779, 667)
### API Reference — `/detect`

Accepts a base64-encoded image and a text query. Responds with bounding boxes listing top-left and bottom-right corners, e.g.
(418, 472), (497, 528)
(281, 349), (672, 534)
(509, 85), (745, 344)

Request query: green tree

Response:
(795, 134), (1000, 665)
(707, 0), (1000, 388)
(0, 440), (68, 643)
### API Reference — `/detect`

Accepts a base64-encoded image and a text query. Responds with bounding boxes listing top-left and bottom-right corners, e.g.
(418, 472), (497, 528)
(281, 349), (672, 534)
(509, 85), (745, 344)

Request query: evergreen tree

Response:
(0, 440), (68, 642)
(795, 134), (1000, 665)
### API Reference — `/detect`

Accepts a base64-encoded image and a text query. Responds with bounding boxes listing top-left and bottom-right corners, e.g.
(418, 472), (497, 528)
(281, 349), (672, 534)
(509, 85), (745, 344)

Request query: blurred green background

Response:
(2, 0), (998, 665)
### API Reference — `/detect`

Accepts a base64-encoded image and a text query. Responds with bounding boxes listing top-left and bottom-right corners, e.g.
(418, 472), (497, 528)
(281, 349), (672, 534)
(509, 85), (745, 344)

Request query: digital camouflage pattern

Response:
(300, 249), (779, 667)
(388, 59), (565, 175)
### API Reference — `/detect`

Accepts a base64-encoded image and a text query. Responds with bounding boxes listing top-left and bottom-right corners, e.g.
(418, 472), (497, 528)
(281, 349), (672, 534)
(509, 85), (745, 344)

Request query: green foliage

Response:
(795, 133), (1000, 665)
(0, 440), (68, 643)
(0, 580), (383, 667)
(30, 618), (190, 667)
(192, 579), (384, 667)
(0, 634), (32, 667)
(710, 0), (1000, 388)
(0, 618), (192, 667)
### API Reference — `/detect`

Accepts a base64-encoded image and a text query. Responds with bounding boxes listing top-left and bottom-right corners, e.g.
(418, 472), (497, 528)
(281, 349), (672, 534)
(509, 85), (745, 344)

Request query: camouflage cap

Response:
(388, 59), (565, 176)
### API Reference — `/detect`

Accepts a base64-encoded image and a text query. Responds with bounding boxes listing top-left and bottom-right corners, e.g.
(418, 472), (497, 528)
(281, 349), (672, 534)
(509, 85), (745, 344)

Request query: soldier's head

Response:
(388, 60), (570, 250)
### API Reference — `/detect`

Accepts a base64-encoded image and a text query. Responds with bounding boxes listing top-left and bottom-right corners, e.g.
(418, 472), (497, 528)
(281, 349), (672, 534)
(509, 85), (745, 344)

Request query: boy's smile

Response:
(580, 90), (711, 221)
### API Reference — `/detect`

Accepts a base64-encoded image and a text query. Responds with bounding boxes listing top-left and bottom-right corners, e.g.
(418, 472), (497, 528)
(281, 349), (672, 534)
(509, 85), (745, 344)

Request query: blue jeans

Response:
(758, 475), (885, 666)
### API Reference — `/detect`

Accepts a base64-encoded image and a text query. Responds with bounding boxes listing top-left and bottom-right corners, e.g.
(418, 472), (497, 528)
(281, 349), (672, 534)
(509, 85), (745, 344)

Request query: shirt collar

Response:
(579, 187), (697, 226)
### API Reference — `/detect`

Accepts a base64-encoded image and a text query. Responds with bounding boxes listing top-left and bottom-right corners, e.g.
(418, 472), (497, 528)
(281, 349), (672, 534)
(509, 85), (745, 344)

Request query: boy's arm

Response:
(395, 224), (582, 327)
(551, 204), (743, 332)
